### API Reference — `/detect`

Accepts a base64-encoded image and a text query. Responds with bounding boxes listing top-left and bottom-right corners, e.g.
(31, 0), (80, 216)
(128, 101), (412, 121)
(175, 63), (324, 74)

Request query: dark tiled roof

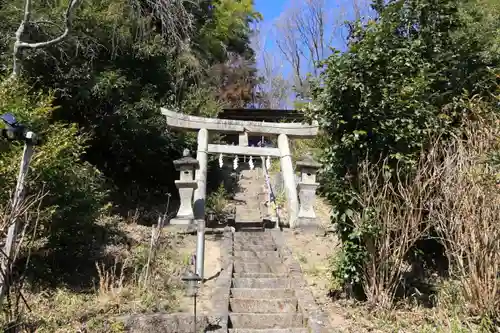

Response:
(218, 108), (305, 122)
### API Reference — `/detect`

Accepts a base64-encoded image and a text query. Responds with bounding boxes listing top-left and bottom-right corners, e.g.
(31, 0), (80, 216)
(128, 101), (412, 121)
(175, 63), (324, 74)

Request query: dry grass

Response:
(0, 189), (48, 332)
(5, 218), (188, 332)
(287, 108), (500, 331)
(350, 156), (439, 307)
(428, 114), (500, 321)
(347, 108), (500, 318)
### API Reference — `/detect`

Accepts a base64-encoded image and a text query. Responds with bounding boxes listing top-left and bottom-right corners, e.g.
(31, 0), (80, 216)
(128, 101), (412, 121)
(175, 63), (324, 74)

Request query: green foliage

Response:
(311, 0), (500, 294)
(0, 0), (261, 327)
(0, 0), (261, 214)
(0, 80), (105, 252)
(208, 0), (262, 49)
(206, 183), (231, 222)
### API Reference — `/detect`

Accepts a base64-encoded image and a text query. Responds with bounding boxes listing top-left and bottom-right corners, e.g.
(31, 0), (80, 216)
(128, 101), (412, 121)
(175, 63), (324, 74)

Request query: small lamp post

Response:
(1, 113), (37, 144)
(181, 269), (202, 333)
(0, 113), (38, 307)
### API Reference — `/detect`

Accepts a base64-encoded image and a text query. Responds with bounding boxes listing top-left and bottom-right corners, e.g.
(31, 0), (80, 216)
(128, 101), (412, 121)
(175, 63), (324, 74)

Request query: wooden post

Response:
(0, 142), (34, 303)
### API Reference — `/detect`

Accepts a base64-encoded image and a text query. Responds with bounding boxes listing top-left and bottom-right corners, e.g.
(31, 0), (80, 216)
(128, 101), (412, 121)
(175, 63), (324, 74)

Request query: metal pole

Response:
(0, 142), (34, 303)
(195, 219), (205, 279)
(193, 293), (197, 333)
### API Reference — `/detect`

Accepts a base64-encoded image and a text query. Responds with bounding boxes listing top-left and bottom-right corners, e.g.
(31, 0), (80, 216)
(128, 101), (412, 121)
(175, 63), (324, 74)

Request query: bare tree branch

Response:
(275, 13), (304, 89)
(273, 0), (372, 91)
(11, 0), (83, 78)
(274, 0), (332, 92)
(252, 22), (292, 109)
(128, 0), (198, 47)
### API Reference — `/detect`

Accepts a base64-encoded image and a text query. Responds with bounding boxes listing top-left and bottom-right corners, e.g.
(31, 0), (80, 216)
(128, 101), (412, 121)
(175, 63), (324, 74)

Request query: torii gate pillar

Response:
(278, 134), (299, 228)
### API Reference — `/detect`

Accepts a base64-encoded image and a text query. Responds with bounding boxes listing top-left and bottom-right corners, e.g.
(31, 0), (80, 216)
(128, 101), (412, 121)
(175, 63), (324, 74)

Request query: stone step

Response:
(233, 250), (281, 261)
(234, 244), (277, 251)
(233, 235), (273, 241)
(234, 223), (265, 232)
(230, 288), (295, 299)
(233, 259), (284, 270)
(230, 297), (297, 313)
(236, 215), (263, 220)
(235, 229), (268, 233)
(234, 272), (287, 278)
(236, 206), (262, 214)
(234, 230), (270, 235)
(229, 329), (309, 333)
(232, 278), (292, 289)
(234, 257), (283, 265)
(237, 206), (262, 212)
(234, 237), (274, 242)
(228, 313), (305, 329)
(233, 251), (280, 259)
(233, 238), (274, 246)
(234, 262), (286, 274)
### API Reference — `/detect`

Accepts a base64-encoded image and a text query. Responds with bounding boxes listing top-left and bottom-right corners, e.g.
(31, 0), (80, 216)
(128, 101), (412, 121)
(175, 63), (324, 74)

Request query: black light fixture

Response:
(0, 113), (37, 144)
(181, 269), (201, 297)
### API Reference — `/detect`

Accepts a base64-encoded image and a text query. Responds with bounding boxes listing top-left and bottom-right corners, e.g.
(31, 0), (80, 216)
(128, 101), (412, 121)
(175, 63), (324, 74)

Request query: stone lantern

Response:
(171, 149), (199, 225)
(296, 154), (321, 228)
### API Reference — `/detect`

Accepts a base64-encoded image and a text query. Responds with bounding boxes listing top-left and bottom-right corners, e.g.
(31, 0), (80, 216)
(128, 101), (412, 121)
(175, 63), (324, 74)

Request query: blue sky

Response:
(253, 0), (346, 76)
(253, 0), (373, 51)
(255, 0), (288, 23)
(252, 0), (374, 103)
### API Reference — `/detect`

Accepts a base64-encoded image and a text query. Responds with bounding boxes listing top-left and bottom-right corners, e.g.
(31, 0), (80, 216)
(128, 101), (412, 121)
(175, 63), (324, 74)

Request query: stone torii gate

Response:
(161, 108), (320, 277)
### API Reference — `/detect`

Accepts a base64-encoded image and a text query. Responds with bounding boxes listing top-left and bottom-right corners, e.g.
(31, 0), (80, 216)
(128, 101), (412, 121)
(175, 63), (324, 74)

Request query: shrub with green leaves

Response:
(206, 183), (231, 223)
(0, 80), (105, 262)
(309, 0), (500, 296)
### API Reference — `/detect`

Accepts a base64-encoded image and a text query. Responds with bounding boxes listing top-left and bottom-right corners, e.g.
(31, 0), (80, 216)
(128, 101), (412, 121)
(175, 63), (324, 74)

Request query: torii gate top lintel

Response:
(161, 108), (318, 138)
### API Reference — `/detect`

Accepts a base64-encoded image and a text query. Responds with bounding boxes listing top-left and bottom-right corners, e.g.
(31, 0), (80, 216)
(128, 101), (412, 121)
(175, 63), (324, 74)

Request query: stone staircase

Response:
(233, 169), (267, 231)
(227, 168), (308, 332)
(116, 168), (331, 333)
(228, 231), (308, 332)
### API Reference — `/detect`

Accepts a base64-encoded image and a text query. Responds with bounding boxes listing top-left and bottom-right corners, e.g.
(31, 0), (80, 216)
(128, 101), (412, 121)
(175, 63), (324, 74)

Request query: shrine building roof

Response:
(218, 108), (305, 123)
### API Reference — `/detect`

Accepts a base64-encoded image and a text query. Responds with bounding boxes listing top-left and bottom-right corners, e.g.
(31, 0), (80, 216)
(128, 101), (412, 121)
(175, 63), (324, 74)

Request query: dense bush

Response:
(0, 81), (106, 274)
(328, 107), (500, 324)
(0, 0), (261, 215)
(309, 0), (500, 298)
(0, 0), (261, 293)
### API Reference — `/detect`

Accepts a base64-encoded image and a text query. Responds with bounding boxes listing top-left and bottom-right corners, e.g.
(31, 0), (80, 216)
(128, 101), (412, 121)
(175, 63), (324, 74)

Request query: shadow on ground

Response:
(14, 218), (130, 292)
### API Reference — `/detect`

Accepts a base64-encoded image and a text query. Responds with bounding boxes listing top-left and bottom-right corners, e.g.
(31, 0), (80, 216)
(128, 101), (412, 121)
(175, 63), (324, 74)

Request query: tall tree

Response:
(274, 0), (372, 93)
(10, 0), (82, 78)
(252, 22), (292, 108)
(310, 0), (500, 295)
(0, 0), (262, 210)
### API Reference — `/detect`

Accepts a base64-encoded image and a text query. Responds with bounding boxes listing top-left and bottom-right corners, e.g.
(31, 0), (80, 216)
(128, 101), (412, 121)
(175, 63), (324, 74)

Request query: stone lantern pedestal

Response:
(171, 149), (199, 225)
(296, 154), (321, 229)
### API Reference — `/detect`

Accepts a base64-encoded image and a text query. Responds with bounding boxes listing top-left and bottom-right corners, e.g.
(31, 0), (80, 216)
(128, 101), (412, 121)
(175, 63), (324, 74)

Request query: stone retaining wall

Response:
(209, 226), (234, 332)
(117, 227), (234, 333)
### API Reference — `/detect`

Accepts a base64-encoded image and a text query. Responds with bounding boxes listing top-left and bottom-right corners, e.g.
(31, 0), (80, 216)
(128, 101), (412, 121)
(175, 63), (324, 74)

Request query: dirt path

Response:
(281, 197), (357, 331)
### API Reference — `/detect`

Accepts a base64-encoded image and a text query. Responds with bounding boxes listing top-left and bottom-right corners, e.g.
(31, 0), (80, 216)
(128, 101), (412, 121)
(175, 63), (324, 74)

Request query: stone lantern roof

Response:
(173, 149), (199, 170)
(296, 154), (321, 169)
